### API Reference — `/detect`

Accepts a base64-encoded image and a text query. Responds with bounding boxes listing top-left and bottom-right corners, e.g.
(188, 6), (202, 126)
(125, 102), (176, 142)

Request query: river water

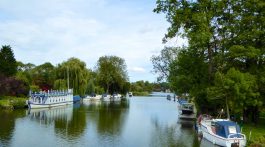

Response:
(0, 95), (214, 147)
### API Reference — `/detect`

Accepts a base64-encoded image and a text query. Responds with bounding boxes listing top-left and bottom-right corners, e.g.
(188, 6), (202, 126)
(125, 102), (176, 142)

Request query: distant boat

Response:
(177, 99), (196, 120)
(198, 115), (246, 147)
(166, 95), (171, 100)
(110, 94), (122, 101)
(128, 92), (133, 97)
(101, 94), (111, 101)
(27, 89), (74, 109)
(90, 95), (102, 101)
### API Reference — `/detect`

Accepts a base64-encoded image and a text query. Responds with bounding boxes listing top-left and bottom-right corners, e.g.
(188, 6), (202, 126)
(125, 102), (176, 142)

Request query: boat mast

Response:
(67, 67), (70, 90)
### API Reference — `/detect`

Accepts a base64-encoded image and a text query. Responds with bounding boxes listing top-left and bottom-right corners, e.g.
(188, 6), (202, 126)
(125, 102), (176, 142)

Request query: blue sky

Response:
(0, 0), (186, 82)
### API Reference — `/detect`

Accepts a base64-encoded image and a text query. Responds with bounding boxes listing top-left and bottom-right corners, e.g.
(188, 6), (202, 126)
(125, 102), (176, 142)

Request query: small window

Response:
(228, 126), (237, 134)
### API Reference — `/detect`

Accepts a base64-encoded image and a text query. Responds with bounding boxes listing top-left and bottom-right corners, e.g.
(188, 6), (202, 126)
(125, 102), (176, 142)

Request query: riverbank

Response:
(242, 118), (265, 146)
(0, 96), (27, 109)
(132, 91), (150, 96)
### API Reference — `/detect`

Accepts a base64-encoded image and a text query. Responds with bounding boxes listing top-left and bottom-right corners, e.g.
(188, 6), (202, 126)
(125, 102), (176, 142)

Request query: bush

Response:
(0, 74), (29, 96)
(0, 100), (13, 109)
(10, 99), (27, 109)
(133, 91), (149, 96)
(0, 96), (27, 109)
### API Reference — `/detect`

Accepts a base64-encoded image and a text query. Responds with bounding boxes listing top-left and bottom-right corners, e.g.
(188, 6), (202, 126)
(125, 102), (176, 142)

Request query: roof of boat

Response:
(214, 120), (238, 126)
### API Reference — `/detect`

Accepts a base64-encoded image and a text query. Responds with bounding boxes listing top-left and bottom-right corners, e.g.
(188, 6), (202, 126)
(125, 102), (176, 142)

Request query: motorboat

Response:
(198, 115), (246, 147)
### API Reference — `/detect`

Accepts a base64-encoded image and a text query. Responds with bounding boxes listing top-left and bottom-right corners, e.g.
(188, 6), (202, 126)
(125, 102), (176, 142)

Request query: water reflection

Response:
(84, 100), (129, 135)
(54, 103), (87, 140)
(0, 110), (26, 146)
(0, 97), (209, 147)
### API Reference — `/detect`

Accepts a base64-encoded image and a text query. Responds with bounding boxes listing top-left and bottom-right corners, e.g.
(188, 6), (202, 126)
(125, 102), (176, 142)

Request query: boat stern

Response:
(226, 138), (246, 147)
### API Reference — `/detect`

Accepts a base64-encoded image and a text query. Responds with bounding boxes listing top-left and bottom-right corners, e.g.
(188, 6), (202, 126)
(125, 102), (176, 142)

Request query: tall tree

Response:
(31, 62), (55, 91)
(55, 58), (91, 96)
(153, 0), (265, 121)
(0, 45), (17, 76)
(95, 56), (129, 94)
(151, 46), (179, 82)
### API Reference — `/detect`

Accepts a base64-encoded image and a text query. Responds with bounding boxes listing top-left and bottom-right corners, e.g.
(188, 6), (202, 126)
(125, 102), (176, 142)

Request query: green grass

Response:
(242, 119), (265, 146)
(0, 96), (27, 109)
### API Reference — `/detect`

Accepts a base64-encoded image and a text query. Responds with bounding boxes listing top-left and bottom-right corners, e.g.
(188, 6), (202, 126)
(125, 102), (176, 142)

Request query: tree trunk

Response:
(208, 45), (213, 82)
(226, 96), (230, 119)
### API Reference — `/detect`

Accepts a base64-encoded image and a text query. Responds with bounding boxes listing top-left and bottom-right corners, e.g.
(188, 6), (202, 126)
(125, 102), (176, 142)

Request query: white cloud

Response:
(0, 0), (184, 82)
(128, 67), (146, 73)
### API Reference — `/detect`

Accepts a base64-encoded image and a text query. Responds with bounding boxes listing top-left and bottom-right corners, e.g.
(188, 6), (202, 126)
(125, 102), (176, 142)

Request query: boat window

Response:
(228, 126), (237, 134)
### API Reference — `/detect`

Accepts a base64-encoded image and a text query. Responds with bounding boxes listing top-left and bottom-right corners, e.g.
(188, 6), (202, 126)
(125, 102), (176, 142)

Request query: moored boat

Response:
(27, 89), (73, 109)
(199, 115), (246, 147)
(128, 92), (133, 97)
(177, 99), (196, 120)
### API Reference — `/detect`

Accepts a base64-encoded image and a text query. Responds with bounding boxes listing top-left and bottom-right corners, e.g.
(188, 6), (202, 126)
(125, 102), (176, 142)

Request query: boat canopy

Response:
(178, 99), (188, 105)
(214, 120), (241, 138)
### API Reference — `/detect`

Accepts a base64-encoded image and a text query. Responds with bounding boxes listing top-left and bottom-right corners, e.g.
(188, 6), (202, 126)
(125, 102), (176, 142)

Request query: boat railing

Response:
(228, 133), (246, 139)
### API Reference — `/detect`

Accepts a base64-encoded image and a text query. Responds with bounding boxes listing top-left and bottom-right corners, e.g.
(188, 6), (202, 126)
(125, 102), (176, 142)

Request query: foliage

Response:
(95, 55), (129, 94)
(153, 0), (265, 123)
(86, 79), (95, 95)
(130, 80), (153, 93)
(0, 97), (27, 109)
(53, 79), (67, 90)
(151, 46), (179, 82)
(242, 119), (265, 146)
(0, 45), (17, 76)
(0, 75), (29, 97)
(56, 58), (92, 96)
(133, 91), (150, 96)
(31, 62), (55, 90)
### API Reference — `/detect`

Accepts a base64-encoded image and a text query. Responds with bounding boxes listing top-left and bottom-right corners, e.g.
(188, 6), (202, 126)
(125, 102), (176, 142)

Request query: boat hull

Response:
(28, 101), (73, 109)
(201, 122), (246, 147)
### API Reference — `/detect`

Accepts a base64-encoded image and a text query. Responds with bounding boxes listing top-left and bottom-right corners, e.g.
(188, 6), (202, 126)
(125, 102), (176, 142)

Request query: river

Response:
(0, 95), (215, 147)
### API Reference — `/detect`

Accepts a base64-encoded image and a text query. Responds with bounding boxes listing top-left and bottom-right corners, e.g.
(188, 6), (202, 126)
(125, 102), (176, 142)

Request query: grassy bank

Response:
(241, 118), (265, 146)
(0, 96), (27, 109)
(132, 91), (150, 96)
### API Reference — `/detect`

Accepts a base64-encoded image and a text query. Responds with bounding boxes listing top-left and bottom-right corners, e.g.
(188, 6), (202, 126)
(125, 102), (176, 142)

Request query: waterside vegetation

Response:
(153, 0), (264, 145)
(0, 45), (168, 109)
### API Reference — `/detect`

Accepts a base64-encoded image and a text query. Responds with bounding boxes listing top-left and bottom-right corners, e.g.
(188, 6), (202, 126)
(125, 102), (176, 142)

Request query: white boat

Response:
(177, 99), (196, 120)
(128, 92), (133, 97)
(90, 95), (102, 101)
(27, 89), (73, 109)
(199, 115), (246, 147)
(101, 94), (111, 101)
(110, 94), (122, 101)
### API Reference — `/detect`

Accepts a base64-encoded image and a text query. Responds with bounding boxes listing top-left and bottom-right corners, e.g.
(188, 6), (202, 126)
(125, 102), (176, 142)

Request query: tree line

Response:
(152, 0), (264, 123)
(0, 45), (130, 97)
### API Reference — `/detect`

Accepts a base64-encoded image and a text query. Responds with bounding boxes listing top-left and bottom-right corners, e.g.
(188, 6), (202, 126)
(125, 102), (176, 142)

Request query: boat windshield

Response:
(228, 126), (237, 134)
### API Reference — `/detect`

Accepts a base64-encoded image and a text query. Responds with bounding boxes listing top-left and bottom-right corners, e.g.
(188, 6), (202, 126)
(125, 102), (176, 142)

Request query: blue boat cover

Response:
(215, 121), (241, 138)
(73, 95), (81, 102)
(178, 99), (188, 105)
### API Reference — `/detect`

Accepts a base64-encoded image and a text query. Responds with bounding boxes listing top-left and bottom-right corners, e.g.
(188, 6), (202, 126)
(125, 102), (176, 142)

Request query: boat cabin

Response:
(212, 120), (242, 138)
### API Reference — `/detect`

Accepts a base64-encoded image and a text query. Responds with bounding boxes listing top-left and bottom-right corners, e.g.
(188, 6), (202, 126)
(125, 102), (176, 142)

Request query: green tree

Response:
(151, 47), (179, 82)
(31, 62), (55, 90)
(56, 58), (91, 96)
(0, 45), (17, 76)
(95, 56), (129, 94)
(154, 0), (265, 122)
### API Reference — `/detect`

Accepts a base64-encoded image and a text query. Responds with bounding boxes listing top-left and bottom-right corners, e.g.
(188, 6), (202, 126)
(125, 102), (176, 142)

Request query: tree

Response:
(95, 56), (129, 94)
(55, 58), (91, 96)
(0, 45), (17, 76)
(31, 62), (55, 91)
(208, 68), (260, 120)
(153, 0), (265, 121)
(151, 47), (179, 82)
